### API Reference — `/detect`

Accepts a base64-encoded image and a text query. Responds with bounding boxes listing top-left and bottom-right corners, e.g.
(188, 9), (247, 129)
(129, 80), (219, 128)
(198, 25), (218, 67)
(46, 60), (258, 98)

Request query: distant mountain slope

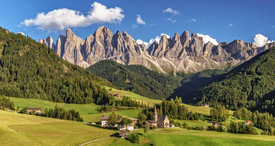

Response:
(168, 68), (232, 99)
(87, 60), (181, 99)
(185, 47), (275, 115)
(40, 26), (275, 74)
(0, 27), (112, 104)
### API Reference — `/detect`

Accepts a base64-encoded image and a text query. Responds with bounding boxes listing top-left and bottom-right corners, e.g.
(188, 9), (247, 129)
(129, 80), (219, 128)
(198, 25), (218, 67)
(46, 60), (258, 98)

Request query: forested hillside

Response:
(186, 47), (275, 115)
(168, 68), (231, 99)
(0, 27), (113, 104)
(87, 60), (181, 99)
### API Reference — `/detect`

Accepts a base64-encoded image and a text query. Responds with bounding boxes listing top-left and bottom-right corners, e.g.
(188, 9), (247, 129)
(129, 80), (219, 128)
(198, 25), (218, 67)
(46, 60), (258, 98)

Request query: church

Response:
(148, 105), (170, 128)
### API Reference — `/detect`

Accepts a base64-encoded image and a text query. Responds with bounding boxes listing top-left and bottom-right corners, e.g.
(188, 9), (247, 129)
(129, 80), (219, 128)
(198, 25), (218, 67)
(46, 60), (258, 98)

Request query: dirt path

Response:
(78, 137), (110, 146)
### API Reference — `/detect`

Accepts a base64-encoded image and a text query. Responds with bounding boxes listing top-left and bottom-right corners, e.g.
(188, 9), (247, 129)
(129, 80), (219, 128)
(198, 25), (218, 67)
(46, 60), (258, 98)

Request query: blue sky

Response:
(1, 0), (274, 47)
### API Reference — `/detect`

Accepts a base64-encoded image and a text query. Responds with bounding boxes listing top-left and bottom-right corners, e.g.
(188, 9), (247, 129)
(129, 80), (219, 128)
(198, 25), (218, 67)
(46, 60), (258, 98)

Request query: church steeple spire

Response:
(153, 104), (158, 122)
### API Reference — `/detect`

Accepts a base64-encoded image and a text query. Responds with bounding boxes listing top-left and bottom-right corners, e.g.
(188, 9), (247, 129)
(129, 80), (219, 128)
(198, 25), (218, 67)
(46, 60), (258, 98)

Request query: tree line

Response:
(234, 107), (275, 136)
(0, 97), (15, 110)
(101, 96), (150, 112)
(210, 105), (229, 122)
(154, 97), (199, 120)
(21, 104), (83, 122)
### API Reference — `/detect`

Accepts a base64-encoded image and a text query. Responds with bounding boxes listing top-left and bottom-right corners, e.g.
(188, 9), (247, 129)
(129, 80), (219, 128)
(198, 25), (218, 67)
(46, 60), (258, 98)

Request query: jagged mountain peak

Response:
(39, 26), (275, 74)
(172, 33), (180, 41)
(66, 28), (73, 36)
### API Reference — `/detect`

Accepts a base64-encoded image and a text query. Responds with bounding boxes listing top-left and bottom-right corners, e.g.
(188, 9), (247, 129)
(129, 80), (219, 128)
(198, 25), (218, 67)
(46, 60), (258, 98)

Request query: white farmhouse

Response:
(100, 115), (109, 127)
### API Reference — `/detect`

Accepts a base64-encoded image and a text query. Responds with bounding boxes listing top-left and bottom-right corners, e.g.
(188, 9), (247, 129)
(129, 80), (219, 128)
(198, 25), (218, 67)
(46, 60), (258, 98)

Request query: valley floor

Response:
(1, 109), (275, 146)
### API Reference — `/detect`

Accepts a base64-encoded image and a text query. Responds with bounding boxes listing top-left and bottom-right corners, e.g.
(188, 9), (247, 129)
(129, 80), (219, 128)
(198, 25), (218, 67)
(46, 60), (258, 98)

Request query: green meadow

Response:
(109, 128), (275, 146)
(175, 120), (210, 127)
(104, 86), (161, 106)
(8, 97), (101, 115)
(0, 110), (116, 146)
(1, 97), (275, 146)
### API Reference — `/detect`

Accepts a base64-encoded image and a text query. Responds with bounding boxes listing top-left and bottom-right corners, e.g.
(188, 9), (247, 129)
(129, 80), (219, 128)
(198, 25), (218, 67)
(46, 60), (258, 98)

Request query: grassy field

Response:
(116, 109), (142, 119)
(8, 97), (101, 115)
(182, 103), (234, 116)
(85, 137), (117, 146)
(82, 109), (141, 123)
(108, 128), (275, 146)
(148, 134), (275, 146)
(0, 110), (116, 146)
(1, 108), (274, 146)
(6, 96), (143, 123)
(175, 120), (210, 127)
(103, 86), (161, 106)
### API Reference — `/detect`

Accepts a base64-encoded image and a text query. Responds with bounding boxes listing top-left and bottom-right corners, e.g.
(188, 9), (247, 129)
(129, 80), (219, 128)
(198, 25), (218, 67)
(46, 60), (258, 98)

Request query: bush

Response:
(216, 125), (224, 132)
(199, 114), (205, 121)
(128, 133), (139, 144)
(182, 122), (188, 128)
(152, 125), (157, 130)
(174, 122), (182, 128)
(207, 125), (216, 131)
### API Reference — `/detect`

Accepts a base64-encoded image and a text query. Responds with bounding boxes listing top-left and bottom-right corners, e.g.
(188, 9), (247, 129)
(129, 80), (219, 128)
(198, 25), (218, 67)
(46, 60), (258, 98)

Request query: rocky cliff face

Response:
(39, 26), (275, 74)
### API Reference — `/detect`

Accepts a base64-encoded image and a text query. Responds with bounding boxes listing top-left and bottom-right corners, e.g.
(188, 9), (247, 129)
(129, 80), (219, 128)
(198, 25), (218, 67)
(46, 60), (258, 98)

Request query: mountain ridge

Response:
(39, 26), (275, 74)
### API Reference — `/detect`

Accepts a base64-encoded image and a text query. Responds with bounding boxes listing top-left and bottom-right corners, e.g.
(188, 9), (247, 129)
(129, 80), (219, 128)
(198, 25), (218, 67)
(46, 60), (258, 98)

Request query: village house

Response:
(245, 120), (252, 125)
(100, 115), (136, 131)
(117, 121), (135, 131)
(119, 130), (131, 138)
(208, 121), (219, 127)
(148, 105), (170, 128)
(201, 104), (209, 107)
(27, 108), (43, 114)
(107, 92), (122, 98)
(113, 93), (122, 98)
(100, 115), (109, 127)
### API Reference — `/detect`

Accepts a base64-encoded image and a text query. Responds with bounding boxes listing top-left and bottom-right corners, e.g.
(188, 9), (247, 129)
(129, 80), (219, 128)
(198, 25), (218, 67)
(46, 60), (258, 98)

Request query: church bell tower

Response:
(153, 104), (158, 122)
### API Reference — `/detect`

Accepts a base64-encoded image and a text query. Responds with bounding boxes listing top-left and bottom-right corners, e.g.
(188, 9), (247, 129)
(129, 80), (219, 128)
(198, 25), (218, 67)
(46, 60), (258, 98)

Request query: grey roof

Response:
(119, 130), (130, 136)
(148, 120), (157, 124)
(100, 115), (109, 120)
(158, 115), (167, 122)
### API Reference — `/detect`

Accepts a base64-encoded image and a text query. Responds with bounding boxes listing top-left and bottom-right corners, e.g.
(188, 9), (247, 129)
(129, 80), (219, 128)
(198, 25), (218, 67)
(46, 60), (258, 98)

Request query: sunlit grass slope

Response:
(0, 110), (115, 146)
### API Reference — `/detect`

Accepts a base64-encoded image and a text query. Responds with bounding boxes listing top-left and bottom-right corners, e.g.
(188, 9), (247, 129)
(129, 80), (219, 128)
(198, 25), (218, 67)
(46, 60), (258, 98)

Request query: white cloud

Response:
(229, 23), (233, 27)
(167, 18), (177, 23)
(17, 32), (25, 36)
(132, 24), (138, 28)
(136, 39), (149, 47)
(136, 33), (170, 49)
(271, 26), (275, 28)
(136, 14), (146, 25)
(19, 2), (124, 32)
(161, 33), (170, 39)
(197, 33), (218, 46)
(163, 8), (180, 15)
(187, 18), (196, 22)
(253, 34), (274, 47)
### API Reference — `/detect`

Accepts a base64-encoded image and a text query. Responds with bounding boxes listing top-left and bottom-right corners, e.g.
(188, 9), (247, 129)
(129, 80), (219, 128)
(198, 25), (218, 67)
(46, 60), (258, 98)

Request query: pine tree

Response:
(108, 111), (117, 127)
(143, 122), (149, 137)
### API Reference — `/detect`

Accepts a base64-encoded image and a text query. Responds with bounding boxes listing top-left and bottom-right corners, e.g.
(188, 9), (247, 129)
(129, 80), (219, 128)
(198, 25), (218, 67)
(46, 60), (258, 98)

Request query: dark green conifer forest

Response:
(87, 60), (182, 99)
(0, 27), (113, 104)
(186, 47), (275, 115)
